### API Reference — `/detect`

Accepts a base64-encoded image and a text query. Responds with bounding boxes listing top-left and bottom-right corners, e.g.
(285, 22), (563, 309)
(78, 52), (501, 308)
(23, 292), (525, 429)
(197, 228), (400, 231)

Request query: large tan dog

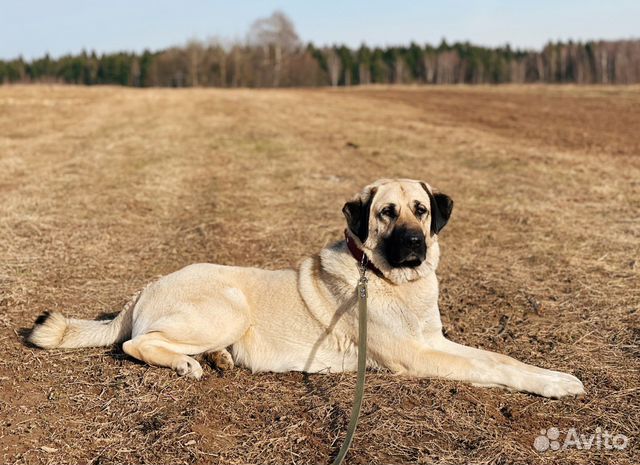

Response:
(30, 179), (584, 398)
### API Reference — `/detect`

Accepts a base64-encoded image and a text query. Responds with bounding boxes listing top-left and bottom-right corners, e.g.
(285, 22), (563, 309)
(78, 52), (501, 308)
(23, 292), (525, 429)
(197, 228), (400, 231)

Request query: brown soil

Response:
(1, 84), (638, 465)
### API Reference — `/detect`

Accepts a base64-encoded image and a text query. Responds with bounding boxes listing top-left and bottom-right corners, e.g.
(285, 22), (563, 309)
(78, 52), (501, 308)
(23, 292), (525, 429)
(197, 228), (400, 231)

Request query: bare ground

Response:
(0, 84), (639, 465)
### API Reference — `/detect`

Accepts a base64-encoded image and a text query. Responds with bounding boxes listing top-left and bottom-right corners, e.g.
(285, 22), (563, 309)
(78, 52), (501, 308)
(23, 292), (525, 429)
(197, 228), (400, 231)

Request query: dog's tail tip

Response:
(29, 310), (68, 349)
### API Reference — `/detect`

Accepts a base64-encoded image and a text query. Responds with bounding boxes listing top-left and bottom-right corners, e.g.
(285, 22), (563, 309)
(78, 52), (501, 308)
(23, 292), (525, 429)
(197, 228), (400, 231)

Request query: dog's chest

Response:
(368, 277), (441, 336)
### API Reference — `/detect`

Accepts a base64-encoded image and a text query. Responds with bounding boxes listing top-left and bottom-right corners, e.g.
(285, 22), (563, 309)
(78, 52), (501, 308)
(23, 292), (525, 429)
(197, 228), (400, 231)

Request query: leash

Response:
(331, 253), (369, 465)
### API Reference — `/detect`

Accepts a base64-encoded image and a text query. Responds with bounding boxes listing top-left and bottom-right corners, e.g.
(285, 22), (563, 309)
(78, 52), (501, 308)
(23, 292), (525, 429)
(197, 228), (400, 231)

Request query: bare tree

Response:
(248, 10), (301, 86)
(248, 10), (300, 52)
(436, 51), (459, 84)
(325, 49), (342, 87)
(423, 53), (436, 83)
(358, 62), (370, 85)
(394, 57), (406, 84)
(185, 40), (203, 86)
(129, 58), (141, 86)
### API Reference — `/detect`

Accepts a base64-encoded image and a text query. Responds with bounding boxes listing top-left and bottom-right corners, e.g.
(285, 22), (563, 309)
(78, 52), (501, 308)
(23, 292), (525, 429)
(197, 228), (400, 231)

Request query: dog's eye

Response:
(415, 205), (428, 217)
(380, 206), (397, 219)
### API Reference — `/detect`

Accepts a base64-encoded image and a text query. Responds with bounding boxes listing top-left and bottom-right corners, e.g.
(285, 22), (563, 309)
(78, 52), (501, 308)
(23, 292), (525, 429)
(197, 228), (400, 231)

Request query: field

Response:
(1, 84), (639, 465)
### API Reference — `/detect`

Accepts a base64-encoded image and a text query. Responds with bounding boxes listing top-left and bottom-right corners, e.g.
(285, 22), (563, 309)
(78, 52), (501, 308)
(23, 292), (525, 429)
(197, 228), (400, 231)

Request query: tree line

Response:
(2, 12), (639, 87)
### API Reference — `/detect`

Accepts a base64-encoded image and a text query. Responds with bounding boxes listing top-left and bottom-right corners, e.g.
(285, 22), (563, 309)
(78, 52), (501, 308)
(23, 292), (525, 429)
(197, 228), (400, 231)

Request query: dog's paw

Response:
(174, 357), (203, 380)
(538, 371), (585, 399)
(204, 349), (235, 372)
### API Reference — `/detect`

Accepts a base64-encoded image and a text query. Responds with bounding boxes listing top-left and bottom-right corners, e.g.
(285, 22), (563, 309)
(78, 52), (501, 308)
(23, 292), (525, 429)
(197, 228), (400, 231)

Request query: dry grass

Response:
(0, 84), (639, 465)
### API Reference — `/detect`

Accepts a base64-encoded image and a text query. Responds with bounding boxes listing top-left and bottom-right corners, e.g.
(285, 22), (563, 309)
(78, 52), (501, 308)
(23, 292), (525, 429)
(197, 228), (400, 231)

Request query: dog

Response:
(29, 178), (585, 398)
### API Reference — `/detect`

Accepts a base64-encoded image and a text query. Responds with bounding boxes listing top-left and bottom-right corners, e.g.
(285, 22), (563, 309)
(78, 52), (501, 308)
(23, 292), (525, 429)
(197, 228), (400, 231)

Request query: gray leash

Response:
(331, 255), (369, 465)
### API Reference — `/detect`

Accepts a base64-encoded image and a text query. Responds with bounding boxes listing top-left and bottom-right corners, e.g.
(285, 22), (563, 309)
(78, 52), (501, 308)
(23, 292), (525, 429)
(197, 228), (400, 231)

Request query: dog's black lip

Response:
(401, 259), (422, 268)
(389, 256), (423, 268)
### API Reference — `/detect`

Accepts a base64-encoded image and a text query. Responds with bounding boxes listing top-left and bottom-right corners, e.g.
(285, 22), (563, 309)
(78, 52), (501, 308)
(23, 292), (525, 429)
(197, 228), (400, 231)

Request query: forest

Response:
(2, 12), (639, 87)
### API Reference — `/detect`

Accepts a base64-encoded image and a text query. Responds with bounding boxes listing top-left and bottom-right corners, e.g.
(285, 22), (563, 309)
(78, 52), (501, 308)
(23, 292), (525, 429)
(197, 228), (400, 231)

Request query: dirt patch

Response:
(0, 85), (638, 464)
(351, 85), (640, 156)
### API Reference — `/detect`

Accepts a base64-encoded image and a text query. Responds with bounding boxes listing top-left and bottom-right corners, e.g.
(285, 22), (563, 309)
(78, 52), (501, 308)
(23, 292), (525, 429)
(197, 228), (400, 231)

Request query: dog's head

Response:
(343, 178), (453, 282)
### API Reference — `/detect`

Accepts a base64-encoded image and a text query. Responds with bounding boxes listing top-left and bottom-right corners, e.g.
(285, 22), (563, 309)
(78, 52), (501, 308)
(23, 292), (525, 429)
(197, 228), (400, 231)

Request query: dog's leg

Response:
(369, 333), (584, 398)
(429, 335), (584, 392)
(429, 335), (572, 374)
(123, 333), (205, 379)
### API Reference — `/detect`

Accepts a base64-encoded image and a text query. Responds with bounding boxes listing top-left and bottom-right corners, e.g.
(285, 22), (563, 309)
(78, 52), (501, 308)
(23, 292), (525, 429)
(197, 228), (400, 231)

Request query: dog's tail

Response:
(28, 291), (141, 349)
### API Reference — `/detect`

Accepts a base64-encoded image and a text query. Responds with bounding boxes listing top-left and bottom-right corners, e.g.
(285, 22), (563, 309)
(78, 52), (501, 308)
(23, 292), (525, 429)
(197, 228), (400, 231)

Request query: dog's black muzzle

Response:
(383, 226), (426, 268)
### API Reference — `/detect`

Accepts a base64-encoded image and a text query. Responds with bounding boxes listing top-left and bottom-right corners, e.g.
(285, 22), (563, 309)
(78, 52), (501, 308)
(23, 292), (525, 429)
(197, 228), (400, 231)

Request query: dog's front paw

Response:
(537, 370), (585, 399)
(174, 357), (204, 380)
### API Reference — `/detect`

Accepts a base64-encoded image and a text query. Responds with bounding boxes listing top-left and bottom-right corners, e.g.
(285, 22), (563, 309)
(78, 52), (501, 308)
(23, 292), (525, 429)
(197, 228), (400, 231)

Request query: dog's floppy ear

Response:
(421, 182), (453, 235)
(342, 187), (377, 243)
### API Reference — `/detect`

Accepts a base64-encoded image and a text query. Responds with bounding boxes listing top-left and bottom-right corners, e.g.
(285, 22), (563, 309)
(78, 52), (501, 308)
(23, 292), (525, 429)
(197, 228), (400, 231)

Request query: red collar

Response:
(344, 230), (382, 275)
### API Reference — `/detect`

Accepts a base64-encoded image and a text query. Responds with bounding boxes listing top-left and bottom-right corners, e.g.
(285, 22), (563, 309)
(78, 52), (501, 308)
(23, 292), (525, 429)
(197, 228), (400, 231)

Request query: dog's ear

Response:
(421, 182), (453, 235)
(342, 187), (377, 243)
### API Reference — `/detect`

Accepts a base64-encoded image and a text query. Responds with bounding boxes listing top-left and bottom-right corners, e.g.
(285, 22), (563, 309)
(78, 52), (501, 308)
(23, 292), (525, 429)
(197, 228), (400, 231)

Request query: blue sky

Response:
(1, 0), (638, 60)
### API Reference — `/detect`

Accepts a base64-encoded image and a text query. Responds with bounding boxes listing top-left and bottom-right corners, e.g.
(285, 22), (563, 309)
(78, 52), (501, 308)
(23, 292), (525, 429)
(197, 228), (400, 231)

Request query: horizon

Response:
(2, 0), (639, 61)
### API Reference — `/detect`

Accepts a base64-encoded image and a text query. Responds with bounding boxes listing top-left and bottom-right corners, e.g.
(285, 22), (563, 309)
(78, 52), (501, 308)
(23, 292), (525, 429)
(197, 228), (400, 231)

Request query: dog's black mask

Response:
(383, 225), (426, 268)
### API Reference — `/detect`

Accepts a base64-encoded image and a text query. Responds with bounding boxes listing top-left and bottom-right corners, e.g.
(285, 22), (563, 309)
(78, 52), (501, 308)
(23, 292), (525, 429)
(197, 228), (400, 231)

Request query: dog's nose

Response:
(403, 231), (424, 250)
